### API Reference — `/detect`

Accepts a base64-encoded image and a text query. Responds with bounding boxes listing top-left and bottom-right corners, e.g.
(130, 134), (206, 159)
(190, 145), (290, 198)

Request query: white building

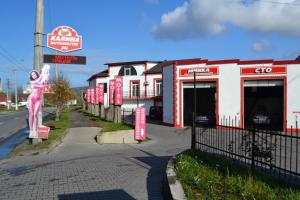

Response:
(162, 58), (300, 132)
(87, 61), (163, 115)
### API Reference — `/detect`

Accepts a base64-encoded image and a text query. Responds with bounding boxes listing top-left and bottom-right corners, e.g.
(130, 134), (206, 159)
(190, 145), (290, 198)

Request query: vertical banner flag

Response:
(109, 80), (115, 105)
(135, 107), (147, 141)
(91, 88), (95, 104)
(87, 88), (91, 103)
(95, 85), (100, 104)
(115, 76), (123, 105)
(98, 83), (104, 104)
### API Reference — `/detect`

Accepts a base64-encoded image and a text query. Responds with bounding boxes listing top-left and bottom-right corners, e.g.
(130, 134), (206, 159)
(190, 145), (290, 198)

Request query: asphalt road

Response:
(0, 108), (55, 143)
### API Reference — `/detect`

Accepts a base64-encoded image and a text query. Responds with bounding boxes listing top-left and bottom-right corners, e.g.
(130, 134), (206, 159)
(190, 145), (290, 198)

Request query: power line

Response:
(0, 45), (28, 71)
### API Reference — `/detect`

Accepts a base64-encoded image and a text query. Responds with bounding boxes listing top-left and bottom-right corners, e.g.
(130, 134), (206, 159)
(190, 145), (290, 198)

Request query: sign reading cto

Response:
(47, 26), (82, 53)
(241, 66), (287, 75)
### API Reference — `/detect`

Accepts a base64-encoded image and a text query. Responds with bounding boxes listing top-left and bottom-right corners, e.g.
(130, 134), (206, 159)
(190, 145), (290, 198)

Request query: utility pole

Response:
(34, 0), (44, 73)
(13, 67), (18, 111)
(33, 0), (44, 143)
(6, 78), (10, 110)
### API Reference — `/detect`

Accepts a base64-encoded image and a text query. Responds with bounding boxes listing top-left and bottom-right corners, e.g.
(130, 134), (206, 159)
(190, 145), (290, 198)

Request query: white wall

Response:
(218, 63), (241, 125)
(163, 65), (174, 124)
(287, 64), (300, 127)
(146, 74), (162, 96)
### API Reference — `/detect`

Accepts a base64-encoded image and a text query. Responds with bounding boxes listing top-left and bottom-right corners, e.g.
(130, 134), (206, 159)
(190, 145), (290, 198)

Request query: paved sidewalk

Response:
(0, 111), (190, 200)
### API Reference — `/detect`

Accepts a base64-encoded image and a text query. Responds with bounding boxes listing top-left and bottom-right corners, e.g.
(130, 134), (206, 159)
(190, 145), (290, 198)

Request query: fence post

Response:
(132, 108), (134, 126)
(251, 126), (256, 173)
(191, 112), (196, 149)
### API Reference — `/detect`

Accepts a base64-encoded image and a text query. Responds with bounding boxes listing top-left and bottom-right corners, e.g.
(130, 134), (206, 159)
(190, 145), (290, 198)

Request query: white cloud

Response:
(252, 40), (273, 52)
(152, 0), (300, 40)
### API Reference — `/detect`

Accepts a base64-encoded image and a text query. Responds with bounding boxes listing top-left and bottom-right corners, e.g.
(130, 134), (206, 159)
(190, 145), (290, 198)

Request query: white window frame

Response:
(131, 82), (139, 97)
(125, 67), (131, 76)
(155, 80), (162, 96)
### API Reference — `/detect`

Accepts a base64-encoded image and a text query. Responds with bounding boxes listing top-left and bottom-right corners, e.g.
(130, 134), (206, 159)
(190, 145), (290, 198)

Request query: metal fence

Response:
(121, 108), (135, 127)
(192, 118), (300, 184)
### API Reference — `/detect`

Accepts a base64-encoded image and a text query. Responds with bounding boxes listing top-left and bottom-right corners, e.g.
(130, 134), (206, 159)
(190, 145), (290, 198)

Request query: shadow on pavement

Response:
(58, 189), (135, 200)
(131, 148), (171, 200)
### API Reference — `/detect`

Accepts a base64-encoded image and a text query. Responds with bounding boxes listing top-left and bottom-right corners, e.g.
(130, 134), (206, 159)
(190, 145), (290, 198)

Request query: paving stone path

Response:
(0, 110), (190, 200)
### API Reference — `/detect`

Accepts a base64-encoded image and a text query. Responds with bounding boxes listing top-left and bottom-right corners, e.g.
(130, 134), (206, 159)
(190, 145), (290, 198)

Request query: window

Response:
(125, 67), (131, 76)
(131, 82), (139, 97)
(104, 83), (107, 93)
(155, 80), (162, 96)
(118, 65), (137, 76)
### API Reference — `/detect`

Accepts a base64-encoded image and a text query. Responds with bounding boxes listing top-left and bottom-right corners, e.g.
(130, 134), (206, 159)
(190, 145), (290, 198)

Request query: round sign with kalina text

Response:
(47, 26), (82, 53)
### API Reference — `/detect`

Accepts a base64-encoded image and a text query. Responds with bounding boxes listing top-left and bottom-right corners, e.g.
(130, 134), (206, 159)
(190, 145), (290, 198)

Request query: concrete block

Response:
(96, 130), (137, 144)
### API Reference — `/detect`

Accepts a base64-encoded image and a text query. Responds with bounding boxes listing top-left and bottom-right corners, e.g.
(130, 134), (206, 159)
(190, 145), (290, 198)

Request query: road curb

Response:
(46, 128), (70, 154)
(163, 156), (187, 200)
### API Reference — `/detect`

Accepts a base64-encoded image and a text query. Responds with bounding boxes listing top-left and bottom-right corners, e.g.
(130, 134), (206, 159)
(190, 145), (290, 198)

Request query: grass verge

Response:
(11, 109), (70, 155)
(79, 109), (133, 132)
(174, 150), (300, 200)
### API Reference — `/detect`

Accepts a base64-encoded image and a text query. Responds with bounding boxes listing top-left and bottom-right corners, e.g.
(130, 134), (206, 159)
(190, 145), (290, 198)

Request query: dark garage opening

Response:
(183, 82), (216, 127)
(244, 80), (284, 131)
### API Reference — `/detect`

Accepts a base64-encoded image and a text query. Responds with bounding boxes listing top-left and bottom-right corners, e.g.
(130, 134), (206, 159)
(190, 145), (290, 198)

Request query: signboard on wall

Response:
(47, 26), (82, 53)
(44, 54), (86, 64)
(179, 67), (218, 76)
(109, 80), (115, 105)
(241, 66), (287, 75)
(98, 84), (104, 104)
(114, 76), (123, 105)
(135, 107), (146, 141)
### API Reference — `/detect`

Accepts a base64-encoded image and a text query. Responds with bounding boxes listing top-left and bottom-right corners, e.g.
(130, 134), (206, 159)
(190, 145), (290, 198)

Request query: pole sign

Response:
(47, 26), (82, 53)
(114, 76), (123, 105)
(43, 54), (86, 65)
(135, 107), (146, 141)
(241, 66), (287, 75)
(98, 83), (104, 104)
(179, 67), (219, 76)
(109, 80), (115, 105)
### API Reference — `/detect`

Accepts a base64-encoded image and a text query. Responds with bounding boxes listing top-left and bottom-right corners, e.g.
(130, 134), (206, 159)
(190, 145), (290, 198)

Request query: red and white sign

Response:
(37, 125), (50, 139)
(87, 89), (91, 103)
(95, 86), (100, 104)
(114, 76), (123, 105)
(47, 26), (82, 53)
(241, 66), (287, 75)
(98, 84), (104, 104)
(91, 88), (95, 104)
(180, 67), (218, 76)
(109, 80), (115, 105)
(135, 107), (146, 141)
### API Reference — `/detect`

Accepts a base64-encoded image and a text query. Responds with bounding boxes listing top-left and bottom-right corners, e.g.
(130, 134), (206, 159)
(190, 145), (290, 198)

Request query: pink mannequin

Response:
(27, 64), (50, 138)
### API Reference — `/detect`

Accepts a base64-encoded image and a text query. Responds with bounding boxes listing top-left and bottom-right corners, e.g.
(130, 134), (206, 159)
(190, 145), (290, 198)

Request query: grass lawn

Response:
(174, 150), (300, 200)
(11, 109), (70, 155)
(78, 108), (133, 132)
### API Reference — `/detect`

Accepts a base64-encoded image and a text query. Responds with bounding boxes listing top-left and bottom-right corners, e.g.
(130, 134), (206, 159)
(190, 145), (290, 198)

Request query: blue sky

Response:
(0, 0), (299, 89)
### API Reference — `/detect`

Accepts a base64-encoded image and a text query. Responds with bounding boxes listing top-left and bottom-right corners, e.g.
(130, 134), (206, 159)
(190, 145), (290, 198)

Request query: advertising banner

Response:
(114, 76), (123, 105)
(241, 66), (287, 75)
(95, 85), (100, 104)
(91, 88), (95, 104)
(109, 80), (115, 105)
(134, 107), (147, 141)
(47, 26), (82, 53)
(179, 67), (218, 76)
(98, 84), (104, 104)
(87, 89), (91, 103)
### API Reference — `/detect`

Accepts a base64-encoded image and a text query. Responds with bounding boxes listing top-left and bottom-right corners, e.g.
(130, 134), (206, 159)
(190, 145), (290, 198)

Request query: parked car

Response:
(0, 104), (6, 108)
(252, 114), (271, 125)
(195, 112), (216, 126)
(149, 106), (162, 120)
